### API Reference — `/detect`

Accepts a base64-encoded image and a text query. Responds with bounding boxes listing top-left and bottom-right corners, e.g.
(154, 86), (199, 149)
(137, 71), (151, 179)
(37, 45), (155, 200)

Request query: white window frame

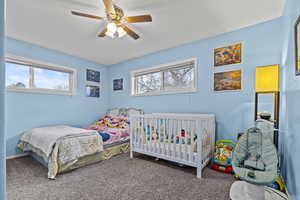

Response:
(5, 55), (77, 96)
(131, 57), (198, 96)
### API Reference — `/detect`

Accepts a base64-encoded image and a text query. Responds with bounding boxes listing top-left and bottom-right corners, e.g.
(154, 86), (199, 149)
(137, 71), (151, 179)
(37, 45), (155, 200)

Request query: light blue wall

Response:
(0, 0), (5, 198)
(108, 18), (284, 142)
(5, 38), (109, 157)
(4, 2), (300, 199)
(280, 0), (300, 199)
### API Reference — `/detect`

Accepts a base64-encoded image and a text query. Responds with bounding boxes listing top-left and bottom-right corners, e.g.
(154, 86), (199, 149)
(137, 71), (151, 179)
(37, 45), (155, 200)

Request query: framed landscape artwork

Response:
(113, 78), (123, 91)
(214, 43), (242, 67)
(87, 69), (100, 82)
(295, 16), (300, 76)
(86, 85), (100, 98)
(214, 70), (242, 92)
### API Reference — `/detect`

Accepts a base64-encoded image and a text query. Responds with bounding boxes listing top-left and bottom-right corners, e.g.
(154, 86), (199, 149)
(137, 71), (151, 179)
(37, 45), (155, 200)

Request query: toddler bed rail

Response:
(129, 113), (215, 178)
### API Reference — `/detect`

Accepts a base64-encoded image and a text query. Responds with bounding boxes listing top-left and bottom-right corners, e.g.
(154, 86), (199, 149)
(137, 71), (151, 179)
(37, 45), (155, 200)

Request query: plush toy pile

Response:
(95, 115), (130, 129)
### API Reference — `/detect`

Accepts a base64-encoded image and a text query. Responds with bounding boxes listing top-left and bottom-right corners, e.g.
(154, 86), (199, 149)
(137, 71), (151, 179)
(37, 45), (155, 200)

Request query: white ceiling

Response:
(7, 0), (284, 66)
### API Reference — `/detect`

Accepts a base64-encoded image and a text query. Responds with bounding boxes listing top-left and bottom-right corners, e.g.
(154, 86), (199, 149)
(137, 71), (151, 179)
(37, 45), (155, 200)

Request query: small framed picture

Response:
(87, 69), (100, 82)
(86, 85), (100, 98)
(214, 43), (242, 67)
(214, 70), (242, 92)
(113, 78), (123, 91)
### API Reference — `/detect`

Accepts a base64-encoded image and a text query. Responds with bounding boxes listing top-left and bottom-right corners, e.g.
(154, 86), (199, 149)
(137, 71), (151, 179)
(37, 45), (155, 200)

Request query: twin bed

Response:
(18, 108), (142, 179)
(18, 109), (215, 179)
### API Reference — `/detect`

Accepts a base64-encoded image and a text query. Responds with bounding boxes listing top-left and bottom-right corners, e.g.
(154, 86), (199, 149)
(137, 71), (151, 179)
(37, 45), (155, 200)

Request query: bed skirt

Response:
(28, 142), (130, 177)
(59, 142), (130, 173)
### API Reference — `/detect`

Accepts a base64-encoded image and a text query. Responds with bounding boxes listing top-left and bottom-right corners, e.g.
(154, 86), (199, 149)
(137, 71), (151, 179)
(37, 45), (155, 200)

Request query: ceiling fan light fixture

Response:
(107, 22), (117, 34)
(105, 30), (116, 38)
(72, 0), (152, 40)
(117, 27), (126, 38)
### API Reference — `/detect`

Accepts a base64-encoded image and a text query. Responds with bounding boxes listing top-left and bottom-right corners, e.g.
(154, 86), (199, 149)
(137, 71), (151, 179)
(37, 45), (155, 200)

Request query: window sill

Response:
(131, 88), (197, 97)
(6, 88), (76, 96)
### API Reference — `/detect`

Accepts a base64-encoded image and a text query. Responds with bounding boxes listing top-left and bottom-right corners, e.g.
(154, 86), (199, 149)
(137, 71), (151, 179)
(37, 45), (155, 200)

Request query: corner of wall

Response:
(279, 0), (300, 199)
(0, 0), (6, 198)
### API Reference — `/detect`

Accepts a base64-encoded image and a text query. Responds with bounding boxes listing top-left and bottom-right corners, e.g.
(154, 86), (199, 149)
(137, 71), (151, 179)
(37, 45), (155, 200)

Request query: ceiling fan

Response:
(71, 0), (152, 40)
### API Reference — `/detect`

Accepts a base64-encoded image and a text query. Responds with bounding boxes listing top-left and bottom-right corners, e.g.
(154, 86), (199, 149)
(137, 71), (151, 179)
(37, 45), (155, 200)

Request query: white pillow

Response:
(107, 108), (120, 117)
(107, 108), (143, 117)
(127, 108), (143, 117)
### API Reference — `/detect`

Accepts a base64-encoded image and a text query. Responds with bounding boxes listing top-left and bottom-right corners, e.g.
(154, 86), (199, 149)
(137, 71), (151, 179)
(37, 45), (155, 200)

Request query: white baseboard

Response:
(6, 153), (29, 160)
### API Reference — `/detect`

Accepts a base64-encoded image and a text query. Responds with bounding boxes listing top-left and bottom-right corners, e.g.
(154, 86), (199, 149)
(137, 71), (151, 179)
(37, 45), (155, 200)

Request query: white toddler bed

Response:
(130, 113), (215, 178)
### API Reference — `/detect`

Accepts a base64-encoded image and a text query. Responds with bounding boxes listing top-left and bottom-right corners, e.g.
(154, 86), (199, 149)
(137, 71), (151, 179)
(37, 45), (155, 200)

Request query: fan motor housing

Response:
(107, 5), (124, 21)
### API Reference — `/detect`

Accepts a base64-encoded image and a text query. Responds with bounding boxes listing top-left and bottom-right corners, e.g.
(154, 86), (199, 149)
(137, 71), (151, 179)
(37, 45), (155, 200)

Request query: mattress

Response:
(59, 142), (129, 173)
(21, 127), (129, 179)
(20, 113), (131, 178)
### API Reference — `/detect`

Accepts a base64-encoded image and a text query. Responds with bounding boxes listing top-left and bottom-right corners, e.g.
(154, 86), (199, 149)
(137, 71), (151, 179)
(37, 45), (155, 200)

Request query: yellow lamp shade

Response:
(256, 65), (280, 92)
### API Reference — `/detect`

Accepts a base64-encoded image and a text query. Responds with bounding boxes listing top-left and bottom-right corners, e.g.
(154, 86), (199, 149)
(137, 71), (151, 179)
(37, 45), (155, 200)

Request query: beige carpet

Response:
(7, 153), (234, 200)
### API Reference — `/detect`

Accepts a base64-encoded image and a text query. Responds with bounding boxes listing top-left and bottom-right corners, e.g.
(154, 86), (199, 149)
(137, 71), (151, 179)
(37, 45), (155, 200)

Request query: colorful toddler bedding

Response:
(95, 115), (130, 129)
(84, 115), (130, 145)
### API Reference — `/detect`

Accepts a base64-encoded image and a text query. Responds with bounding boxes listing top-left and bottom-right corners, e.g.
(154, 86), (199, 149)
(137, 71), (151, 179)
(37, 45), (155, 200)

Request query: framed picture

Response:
(214, 43), (242, 67)
(86, 69), (100, 82)
(295, 16), (300, 76)
(113, 78), (123, 91)
(86, 85), (100, 98)
(214, 70), (242, 92)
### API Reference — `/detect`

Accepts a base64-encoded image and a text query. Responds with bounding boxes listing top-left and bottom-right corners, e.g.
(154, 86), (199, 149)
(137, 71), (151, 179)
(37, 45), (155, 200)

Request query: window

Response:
(131, 58), (197, 96)
(6, 56), (76, 95)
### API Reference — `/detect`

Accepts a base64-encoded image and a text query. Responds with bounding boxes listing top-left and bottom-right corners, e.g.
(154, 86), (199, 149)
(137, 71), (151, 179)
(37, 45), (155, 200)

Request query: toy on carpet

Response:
(266, 176), (286, 193)
(211, 140), (235, 174)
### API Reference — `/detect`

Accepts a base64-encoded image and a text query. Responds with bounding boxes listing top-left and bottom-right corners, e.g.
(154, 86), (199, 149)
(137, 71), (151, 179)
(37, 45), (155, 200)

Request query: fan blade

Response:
(98, 28), (108, 37)
(120, 25), (140, 40)
(124, 15), (152, 23)
(103, 0), (116, 17)
(71, 11), (104, 20)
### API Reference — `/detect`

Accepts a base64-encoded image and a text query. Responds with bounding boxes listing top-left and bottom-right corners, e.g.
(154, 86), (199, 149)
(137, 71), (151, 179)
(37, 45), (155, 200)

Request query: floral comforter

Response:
(84, 115), (130, 145)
